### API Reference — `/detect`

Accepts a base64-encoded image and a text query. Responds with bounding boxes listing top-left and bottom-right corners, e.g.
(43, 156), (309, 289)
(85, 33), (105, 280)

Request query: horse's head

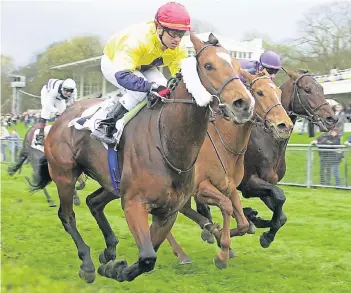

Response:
(240, 69), (293, 140)
(190, 32), (255, 124)
(280, 70), (337, 132)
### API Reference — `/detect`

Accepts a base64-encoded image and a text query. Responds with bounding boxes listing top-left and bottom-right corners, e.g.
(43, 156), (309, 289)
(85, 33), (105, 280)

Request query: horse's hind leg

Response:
(8, 151), (27, 176)
(73, 190), (81, 206)
(180, 198), (215, 244)
(75, 175), (86, 191)
(43, 188), (56, 207)
(166, 232), (192, 264)
(56, 178), (96, 283)
(86, 188), (119, 264)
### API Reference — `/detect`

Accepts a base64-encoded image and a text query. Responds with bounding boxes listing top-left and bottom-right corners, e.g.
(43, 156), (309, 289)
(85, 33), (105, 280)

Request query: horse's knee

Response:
(273, 187), (286, 205)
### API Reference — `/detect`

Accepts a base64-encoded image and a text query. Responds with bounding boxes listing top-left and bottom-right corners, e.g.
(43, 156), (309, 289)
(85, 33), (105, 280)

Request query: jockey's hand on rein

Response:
(150, 83), (171, 98)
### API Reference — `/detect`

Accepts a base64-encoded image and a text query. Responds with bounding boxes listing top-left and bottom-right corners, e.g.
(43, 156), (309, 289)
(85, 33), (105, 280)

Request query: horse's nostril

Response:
(277, 123), (289, 132)
(233, 99), (249, 111)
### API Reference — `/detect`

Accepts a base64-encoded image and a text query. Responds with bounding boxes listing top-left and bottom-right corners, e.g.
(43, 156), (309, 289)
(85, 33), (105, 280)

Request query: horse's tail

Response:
(26, 155), (52, 192)
(7, 148), (28, 176)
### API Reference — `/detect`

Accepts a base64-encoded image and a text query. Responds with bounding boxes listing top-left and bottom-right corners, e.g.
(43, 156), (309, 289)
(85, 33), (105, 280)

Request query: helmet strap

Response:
(159, 29), (169, 49)
(155, 19), (169, 49)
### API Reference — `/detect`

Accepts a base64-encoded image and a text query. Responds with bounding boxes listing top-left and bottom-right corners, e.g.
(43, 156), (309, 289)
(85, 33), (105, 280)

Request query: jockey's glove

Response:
(150, 83), (171, 97)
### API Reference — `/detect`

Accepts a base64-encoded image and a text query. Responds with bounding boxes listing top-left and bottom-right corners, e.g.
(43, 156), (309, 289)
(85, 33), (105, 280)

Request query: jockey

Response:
(239, 51), (282, 80)
(90, 1), (191, 144)
(35, 78), (77, 145)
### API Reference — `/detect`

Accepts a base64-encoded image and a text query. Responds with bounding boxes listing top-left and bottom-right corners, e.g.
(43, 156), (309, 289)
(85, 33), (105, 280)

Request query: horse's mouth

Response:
(219, 104), (253, 124)
(315, 119), (332, 132)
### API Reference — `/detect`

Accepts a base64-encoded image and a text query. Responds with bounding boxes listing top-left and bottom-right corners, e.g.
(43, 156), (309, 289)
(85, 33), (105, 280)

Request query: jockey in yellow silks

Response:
(91, 2), (191, 144)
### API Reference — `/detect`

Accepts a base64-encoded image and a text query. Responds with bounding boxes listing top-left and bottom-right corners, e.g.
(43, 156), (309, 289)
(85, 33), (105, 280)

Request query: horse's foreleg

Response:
(98, 199), (157, 282)
(86, 188), (119, 264)
(166, 232), (192, 264)
(56, 180), (95, 283)
(241, 176), (287, 248)
(228, 188), (249, 237)
(197, 180), (233, 269)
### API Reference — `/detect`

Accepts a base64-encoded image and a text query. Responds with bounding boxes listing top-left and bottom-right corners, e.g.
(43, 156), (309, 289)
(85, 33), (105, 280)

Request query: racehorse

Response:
(32, 33), (256, 283)
(7, 124), (85, 207)
(166, 69), (294, 266)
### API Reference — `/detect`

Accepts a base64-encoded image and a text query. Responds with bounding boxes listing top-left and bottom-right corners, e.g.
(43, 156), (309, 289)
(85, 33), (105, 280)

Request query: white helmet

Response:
(61, 78), (76, 98)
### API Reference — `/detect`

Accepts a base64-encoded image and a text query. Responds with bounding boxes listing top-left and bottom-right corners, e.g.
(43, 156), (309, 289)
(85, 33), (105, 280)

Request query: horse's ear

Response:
(190, 32), (204, 53)
(208, 33), (219, 46)
(297, 69), (309, 74)
(285, 69), (299, 81)
(240, 69), (253, 83)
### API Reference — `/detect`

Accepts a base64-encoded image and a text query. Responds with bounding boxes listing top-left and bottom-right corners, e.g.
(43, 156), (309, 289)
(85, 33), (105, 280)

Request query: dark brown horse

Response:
(35, 33), (256, 283)
(166, 69), (294, 266)
(195, 70), (338, 250)
(7, 125), (85, 207)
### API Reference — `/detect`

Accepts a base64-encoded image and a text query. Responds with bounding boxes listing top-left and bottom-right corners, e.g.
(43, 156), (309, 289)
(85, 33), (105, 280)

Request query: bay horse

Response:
(166, 69), (294, 267)
(35, 33), (256, 283)
(7, 124), (85, 207)
(195, 70), (338, 251)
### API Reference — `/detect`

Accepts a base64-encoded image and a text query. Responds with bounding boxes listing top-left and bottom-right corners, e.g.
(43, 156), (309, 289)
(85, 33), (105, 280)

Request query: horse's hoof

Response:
(178, 255), (192, 265)
(229, 248), (236, 259)
(201, 229), (215, 244)
(259, 233), (271, 248)
(214, 255), (227, 270)
(79, 268), (96, 283)
(99, 251), (107, 264)
(114, 260), (128, 282)
(48, 200), (56, 208)
(73, 196), (81, 206)
(247, 221), (256, 234)
(97, 263), (106, 276)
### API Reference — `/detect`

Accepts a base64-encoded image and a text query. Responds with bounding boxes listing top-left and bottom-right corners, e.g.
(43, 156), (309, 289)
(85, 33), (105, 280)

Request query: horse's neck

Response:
(281, 80), (298, 128)
(160, 81), (210, 171)
(212, 117), (252, 154)
(280, 80), (294, 115)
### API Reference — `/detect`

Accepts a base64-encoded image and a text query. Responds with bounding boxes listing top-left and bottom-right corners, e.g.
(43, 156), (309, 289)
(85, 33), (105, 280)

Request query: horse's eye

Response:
(257, 90), (264, 97)
(204, 63), (213, 70)
(305, 88), (311, 94)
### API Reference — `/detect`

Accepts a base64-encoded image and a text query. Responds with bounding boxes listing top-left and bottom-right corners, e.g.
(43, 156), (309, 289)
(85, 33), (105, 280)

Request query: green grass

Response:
(1, 164), (351, 293)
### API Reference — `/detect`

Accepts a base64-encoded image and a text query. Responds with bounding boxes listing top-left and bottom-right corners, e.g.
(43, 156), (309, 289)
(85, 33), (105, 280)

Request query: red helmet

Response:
(155, 2), (191, 31)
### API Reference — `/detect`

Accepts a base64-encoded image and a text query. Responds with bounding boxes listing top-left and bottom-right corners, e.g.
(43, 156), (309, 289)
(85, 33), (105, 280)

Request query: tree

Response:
(295, 1), (351, 72)
(1, 55), (15, 113)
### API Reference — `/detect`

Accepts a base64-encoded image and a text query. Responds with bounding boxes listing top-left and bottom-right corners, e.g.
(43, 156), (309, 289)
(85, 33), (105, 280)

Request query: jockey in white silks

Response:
(35, 78), (77, 145)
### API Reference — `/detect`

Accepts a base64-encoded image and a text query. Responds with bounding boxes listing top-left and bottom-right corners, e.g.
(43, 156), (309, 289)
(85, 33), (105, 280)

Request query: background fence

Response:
(1, 139), (350, 189)
(280, 144), (351, 189)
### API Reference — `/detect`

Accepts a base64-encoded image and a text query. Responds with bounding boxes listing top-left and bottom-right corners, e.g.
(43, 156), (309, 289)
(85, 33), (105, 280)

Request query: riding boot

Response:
(35, 118), (46, 146)
(90, 101), (128, 144)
